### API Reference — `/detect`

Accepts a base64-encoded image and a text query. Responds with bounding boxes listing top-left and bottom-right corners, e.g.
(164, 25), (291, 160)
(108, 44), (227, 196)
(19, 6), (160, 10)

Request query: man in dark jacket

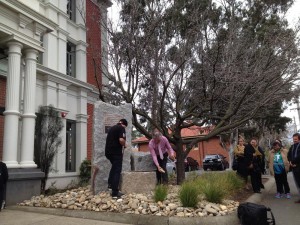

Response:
(287, 133), (300, 203)
(244, 138), (265, 193)
(0, 161), (8, 211)
(105, 119), (127, 199)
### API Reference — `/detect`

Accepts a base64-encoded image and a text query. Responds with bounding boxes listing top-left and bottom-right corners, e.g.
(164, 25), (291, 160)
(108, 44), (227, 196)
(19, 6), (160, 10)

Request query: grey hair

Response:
(153, 131), (162, 139)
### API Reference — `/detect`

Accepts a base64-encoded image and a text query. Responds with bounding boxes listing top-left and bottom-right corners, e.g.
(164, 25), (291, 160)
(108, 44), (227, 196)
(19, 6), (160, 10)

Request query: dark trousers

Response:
(0, 185), (4, 211)
(156, 153), (168, 185)
(106, 154), (123, 195)
(274, 172), (290, 194)
(292, 167), (300, 195)
(250, 170), (262, 192)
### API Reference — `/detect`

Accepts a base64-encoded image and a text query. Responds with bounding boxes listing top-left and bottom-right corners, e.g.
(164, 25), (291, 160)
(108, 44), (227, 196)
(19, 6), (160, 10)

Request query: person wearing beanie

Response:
(269, 140), (291, 199)
(105, 119), (128, 199)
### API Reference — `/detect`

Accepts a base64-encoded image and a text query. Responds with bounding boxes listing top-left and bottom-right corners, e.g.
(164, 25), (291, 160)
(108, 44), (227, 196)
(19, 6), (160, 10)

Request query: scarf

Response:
(254, 146), (262, 157)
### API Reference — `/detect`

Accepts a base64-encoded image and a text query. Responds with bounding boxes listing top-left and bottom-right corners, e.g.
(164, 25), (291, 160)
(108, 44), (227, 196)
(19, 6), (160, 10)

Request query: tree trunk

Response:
(176, 142), (185, 184)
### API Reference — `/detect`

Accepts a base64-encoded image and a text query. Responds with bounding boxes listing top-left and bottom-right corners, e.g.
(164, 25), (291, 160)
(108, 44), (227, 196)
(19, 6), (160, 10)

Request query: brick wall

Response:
(87, 103), (94, 161)
(86, 0), (103, 161)
(86, 0), (102, 87)
(0, 77), (6, 160)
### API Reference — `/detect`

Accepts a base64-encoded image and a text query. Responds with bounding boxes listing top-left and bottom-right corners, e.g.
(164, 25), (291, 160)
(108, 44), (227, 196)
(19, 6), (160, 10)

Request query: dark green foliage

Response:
(153, 184), (168, 202)
(194, 171), (244, 203)
(34, 105), (64, 193)
(79, 159), (91, 186)
(179, 181), (200, 207)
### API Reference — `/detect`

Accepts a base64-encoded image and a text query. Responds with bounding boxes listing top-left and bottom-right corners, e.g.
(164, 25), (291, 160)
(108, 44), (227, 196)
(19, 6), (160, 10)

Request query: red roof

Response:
(132, 126), (213, 143)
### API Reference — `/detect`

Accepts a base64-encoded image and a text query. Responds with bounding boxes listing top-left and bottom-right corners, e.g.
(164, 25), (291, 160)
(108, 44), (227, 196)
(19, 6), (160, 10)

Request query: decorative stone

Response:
(131, 152), (156, 171)
(120, 171), (156, 194)
(18, 184), (240, 218)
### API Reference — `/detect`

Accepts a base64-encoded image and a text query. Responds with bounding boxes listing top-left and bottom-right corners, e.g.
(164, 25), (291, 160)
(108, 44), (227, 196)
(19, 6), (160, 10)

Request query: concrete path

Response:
(0, 208), (133, 225)
(260, 173), (300, 225)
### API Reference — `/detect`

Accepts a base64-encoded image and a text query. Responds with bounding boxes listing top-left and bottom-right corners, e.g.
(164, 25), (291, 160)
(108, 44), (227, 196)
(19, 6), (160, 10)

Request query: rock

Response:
(176, 212), (185, 217)
(130, 152), (157, 171)
(149, 205), (159, 213)
(220, 205), (227, 211)
(17, 183), (240, 219)
(120, 172), (156, 194)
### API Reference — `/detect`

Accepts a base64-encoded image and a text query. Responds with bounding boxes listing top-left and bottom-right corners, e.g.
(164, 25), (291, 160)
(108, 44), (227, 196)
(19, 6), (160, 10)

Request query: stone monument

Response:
(92, 101), (132, 194)
(92, 101), (158, 195)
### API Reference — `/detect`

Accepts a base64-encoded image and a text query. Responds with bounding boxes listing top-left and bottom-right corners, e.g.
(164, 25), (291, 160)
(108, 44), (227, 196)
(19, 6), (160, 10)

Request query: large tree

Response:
(99, 0), (300, 183)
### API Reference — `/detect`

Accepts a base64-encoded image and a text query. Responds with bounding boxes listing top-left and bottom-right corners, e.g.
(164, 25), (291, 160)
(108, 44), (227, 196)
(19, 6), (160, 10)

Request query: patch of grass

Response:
(179, 181), (200, 207)
(153, 185), (168, 202)
(194, 171), (244, 203)
(200, 182), (226, 203)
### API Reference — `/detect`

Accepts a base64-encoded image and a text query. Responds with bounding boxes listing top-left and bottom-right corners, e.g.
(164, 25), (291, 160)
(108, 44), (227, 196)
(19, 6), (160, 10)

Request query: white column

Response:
(20, 49), (38, 168)
(2, 42), (23, 168)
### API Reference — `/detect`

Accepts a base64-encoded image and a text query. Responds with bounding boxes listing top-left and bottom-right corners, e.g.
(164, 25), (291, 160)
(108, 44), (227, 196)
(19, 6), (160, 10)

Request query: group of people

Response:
(233, 133), (300, 203)
(105, 119), (300, 203)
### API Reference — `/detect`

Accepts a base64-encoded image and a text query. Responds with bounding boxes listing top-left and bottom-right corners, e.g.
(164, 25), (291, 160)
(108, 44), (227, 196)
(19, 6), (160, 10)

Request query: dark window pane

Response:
(66, 120), (76, 172)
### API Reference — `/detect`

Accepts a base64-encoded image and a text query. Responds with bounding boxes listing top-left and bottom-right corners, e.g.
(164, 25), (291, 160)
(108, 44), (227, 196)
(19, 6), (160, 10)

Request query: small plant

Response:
(200, 182), (226, 203)
(154, 185), (168, 202)
(79, 159), (91, 186)
(179, 181), (199, 207)
(222, 171), (244, 193)
(194, 171), (244, 203)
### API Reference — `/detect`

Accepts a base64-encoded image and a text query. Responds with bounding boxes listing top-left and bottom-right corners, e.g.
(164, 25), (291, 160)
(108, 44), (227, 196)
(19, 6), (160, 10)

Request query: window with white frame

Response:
(66, 42), (76, 77)
(67, 0), (76, 22)
(37, 35), (43, 64)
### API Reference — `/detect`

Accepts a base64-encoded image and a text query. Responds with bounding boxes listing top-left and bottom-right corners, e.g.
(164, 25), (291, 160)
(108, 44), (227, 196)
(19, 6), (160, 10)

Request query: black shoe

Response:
(112, 192), (124, 199)
(108, 184), (112, 191)
(254, 191), (261, 193)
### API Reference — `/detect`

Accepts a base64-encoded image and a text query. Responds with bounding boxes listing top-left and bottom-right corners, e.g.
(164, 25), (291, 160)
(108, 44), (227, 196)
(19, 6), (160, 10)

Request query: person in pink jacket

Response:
(268, 140), (291, 199)
(149, 130), (175, 184)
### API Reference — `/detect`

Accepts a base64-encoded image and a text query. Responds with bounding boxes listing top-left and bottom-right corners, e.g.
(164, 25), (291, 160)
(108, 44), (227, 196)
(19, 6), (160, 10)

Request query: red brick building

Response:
(132, 126), (229, 167)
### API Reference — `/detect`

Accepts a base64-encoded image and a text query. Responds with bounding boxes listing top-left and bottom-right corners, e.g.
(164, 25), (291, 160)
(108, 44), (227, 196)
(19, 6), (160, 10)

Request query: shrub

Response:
(179, 181), (199, 207)
(194, 171), (244, 203)
(154, 185), (168, 202)
(200, 181), (226, 203)
(79, 159), (91, 186)
(221, 171), (244, 193)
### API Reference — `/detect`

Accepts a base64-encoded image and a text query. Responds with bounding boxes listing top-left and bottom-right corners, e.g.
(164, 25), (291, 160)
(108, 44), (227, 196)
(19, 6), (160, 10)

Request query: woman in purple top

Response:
(149, 131), (175, 184)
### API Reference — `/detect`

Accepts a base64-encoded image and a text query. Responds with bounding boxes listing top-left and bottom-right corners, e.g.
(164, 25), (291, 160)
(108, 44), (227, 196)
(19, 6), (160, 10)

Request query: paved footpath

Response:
(0, 209), (133, 225)
(260, 173), (300, 225)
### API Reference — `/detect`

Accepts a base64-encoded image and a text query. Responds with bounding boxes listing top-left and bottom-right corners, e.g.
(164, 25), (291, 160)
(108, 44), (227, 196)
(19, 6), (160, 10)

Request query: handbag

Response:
(238, 202), (275, 225)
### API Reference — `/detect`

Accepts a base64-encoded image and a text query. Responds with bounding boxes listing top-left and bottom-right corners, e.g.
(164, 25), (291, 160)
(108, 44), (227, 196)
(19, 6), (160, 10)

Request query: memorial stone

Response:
(92, 101), (132, 194)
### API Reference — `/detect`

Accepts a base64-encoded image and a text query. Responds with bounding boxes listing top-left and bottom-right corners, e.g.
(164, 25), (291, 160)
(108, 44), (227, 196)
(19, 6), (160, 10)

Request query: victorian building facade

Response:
(0, 0), (111, 198)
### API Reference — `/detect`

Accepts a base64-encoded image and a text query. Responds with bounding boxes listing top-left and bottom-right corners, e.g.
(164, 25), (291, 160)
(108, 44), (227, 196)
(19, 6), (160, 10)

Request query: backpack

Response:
(238, 202), (275, 225)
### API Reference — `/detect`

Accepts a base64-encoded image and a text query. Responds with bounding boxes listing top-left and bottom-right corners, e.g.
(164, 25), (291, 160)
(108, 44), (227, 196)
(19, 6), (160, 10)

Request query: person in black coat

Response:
(287, 133), (300, 203)
(0, 161), (8, 211)
(244, 138), (265, 193)
(105, 119), (128, 199)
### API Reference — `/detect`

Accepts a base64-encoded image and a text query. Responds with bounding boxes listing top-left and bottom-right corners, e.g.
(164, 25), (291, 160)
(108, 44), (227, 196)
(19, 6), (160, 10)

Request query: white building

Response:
(0, 0), (111, 202)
